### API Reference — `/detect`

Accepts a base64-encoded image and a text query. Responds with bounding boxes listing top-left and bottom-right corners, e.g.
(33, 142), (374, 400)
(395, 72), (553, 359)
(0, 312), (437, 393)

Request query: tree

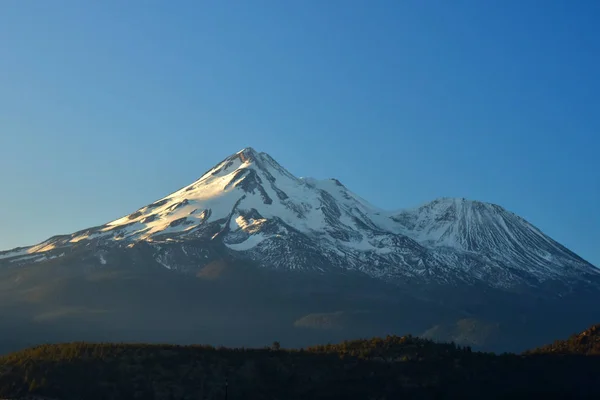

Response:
(28, 378), (39, 393)
(272, 341), (281, 351)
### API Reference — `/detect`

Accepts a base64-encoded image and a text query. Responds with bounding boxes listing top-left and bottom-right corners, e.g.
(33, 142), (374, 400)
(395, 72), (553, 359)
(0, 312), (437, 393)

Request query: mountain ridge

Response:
(1, 147), (597, 291)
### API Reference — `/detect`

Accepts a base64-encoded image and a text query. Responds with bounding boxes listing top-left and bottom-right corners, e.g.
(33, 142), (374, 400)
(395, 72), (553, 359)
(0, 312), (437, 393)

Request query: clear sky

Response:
(1, 1), (598, 266)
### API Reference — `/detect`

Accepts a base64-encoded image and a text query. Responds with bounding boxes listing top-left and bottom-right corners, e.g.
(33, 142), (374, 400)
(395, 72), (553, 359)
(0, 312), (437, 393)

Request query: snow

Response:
(28, 242), (57, 254)
(232, 215), (267, 233)
(0, 248), (30, 260)
(96, 148), (338, 242)
(341, 236), (394, 254)
(10, 255), (43, 263)
(94, 148), (383, 247)
(539, 251), (553, 262)
(226, 232), (268, 251)
(2, 147), (595, 288)
(70, 230), (114, 243)
(70, 234), (90, 243)
(312, 178), (381, 213)
(155, 253), (172, 270)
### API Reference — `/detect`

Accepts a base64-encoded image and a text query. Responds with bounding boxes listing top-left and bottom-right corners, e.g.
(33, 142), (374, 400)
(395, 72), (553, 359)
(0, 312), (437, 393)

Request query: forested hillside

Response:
(526, 324), (600, 355)
(0, 334), (599, 399)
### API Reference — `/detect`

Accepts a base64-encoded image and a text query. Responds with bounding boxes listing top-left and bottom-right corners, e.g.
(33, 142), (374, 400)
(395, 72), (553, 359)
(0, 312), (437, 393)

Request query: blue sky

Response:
(0, 1), (598, 266)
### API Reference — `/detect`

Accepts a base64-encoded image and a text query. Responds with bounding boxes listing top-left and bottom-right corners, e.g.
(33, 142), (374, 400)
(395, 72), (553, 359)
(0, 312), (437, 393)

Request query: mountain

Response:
(2, 147), (596, 287)
(393, 197), (595, 285)
(0, 147), (598, 353)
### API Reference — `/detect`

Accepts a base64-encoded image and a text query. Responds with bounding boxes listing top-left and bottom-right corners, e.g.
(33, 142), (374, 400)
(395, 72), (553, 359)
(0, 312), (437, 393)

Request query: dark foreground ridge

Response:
(525, 324), (600, 355)
(1, 331), (599, 399)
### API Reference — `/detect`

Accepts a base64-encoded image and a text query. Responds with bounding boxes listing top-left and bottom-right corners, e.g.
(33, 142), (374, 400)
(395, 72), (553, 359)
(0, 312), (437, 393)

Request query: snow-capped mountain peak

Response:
(90, 147), (388, 250)
(392, 197), (515, 249)
(392, 197), (594, 279)
(1, 147), (597, 291)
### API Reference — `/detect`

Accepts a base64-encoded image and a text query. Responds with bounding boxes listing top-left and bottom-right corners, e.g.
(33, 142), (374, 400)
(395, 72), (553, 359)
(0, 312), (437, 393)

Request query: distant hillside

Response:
(1, 335), (599, 399)
(525, 324), (600, 355)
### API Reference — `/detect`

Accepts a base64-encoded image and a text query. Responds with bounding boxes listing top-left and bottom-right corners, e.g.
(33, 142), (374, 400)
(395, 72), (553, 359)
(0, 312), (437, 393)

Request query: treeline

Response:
(306, 334), (474, 360)
(0, 334), (598, 399)
(525, 324), (600, 355)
